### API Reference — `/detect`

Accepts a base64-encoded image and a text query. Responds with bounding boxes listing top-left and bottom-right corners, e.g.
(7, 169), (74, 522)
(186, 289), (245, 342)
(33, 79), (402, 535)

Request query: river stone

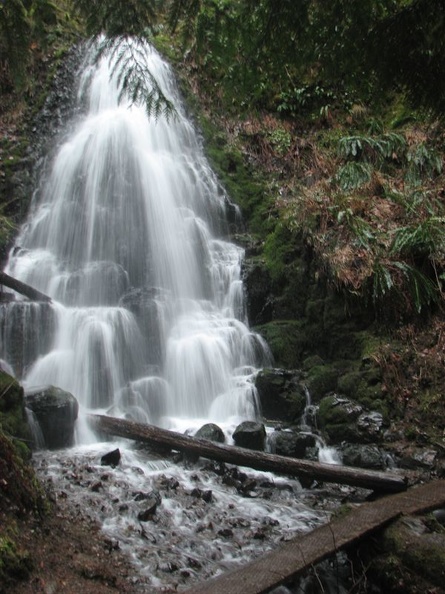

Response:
(269, 430), (317, 459)
(195, 423), (225, 443)
(25, 385), (78, 449)
(101, 448), (121, 467)
(339, 443), (384, 470)
(233, 421), (266, 451)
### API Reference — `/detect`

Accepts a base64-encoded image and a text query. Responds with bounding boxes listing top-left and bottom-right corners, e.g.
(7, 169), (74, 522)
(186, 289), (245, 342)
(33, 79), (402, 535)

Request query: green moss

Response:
(255, 320), (307, 368)
(0, 372), (31, 446)
(305, 364), (338, 402)
(0, 531), (33, 584)
(377, 517), (445, 589)
(0, 432), (47, 517)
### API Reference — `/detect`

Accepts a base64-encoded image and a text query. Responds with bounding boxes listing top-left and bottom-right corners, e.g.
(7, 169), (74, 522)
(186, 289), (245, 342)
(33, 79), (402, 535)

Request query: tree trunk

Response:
(88, 414), (408, 493)
(0, 271), (52, 302)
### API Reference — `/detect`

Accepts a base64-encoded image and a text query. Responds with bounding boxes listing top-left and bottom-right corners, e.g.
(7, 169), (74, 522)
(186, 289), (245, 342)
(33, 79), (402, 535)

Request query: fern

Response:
(394, 261), (440, 313)
(338, 133), (406, 164)
(92, 36), (175, 120)
(405, 143), (443, 186)
(336, 162), (373, 191)
(390, 217), (445, 260)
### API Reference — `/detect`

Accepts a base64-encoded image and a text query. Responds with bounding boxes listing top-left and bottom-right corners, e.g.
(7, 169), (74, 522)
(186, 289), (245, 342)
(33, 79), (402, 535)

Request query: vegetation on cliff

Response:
(1, 1), (445, 589)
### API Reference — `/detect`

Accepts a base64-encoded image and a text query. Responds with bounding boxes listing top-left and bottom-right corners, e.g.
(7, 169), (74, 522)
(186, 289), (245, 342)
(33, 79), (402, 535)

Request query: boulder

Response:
(269, 430), (317, 459)
(317, 394), (386, 444)
(195, 423), (225, 443)
(25, 385), (78, 449)
(255, 368), (306, 423)
(101, 448), (121, 467)
(339, 443), (385, 470)
(233, 421), (266, 451)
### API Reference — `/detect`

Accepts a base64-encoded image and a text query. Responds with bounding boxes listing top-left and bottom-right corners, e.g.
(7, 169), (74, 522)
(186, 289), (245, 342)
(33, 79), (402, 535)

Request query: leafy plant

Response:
(405, 143), (443, 186)
(94, 37), (175, 119)
(338, 133), (406, 164)
(335, 162), (373, 191)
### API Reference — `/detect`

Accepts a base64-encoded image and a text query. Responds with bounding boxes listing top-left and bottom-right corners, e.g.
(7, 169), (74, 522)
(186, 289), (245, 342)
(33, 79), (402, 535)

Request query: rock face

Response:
(255, 368), (306, 423)
(25, 386), (79, 449)
(233, 421), (266, 451)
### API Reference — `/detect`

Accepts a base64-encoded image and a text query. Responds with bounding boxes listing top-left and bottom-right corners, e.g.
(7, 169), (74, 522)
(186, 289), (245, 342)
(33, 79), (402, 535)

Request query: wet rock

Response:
(119, 287), (169, 365)
(25, 385), (78, 449)
(317, 394), (384, 444)
(137, 498), (158, 521)
(101, 448), (121, 467)
(269, 430), (317, 459)
(255, 368), (306, 424)
(233, 421), (266, 451)
(195, 423), (225, 443)
(0, 302), (57, 377)
(339, 443), (385, 470)
(356, 411), (385, 441)
(242, 258), (273, 325)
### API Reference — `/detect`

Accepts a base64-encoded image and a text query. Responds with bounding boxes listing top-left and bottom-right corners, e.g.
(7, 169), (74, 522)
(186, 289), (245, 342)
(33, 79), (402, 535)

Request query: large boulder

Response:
(195, 423), (225, 443)
(25, 385), (79, 449)
(255, 368), (306, 423)
(317, 394), (385, 444)
(233, 421), (266, 451)
(269, 429), (317, 459)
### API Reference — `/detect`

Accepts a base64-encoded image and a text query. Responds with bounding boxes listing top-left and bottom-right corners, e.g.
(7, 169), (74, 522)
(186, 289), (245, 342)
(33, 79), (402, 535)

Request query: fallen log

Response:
(88, 414), (408, 493)
(0, 271), (52, 302)
(186, 479), (445, 594)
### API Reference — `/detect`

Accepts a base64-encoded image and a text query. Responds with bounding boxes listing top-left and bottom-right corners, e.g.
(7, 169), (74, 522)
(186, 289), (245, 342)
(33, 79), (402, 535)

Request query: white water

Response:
(2, 39), (270, 437)
(0, 41), (352, 591)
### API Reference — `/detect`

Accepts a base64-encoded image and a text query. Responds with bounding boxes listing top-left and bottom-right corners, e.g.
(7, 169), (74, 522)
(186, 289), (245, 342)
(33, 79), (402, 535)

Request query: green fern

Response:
(91, 36), (175, 120)
(405, 143), (443, 186)
(390, 217), (445, 260)
(338, 133), (406, 164)
(394, 261), (440, 313)
(336, 162), (373, 191)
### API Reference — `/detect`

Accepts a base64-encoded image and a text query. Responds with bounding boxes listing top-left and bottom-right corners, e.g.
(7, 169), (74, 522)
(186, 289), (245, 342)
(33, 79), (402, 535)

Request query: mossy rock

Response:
(317, 394), (364, 444)
(367, 516), (445, 592)
(0, 372), (31, 445)
(304, 364), (339, 402)
(0, 530), (33, 586)
(255, 368), (306, 423)
(255, 320), (307, 369)
(0, 432), (47, 516)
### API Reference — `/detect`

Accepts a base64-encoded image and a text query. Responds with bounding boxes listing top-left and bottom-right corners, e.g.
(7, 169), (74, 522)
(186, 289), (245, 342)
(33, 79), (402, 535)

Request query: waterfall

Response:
(1, 39), (270, 440)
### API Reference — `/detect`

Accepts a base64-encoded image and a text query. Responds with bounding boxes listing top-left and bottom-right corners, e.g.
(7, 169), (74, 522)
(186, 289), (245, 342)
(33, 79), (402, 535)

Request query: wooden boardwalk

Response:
(186, 480), (445, 594)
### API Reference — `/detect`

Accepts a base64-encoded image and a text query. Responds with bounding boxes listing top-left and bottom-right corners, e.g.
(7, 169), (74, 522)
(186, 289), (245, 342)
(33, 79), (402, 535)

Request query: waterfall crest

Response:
(1, 39), (270, 438)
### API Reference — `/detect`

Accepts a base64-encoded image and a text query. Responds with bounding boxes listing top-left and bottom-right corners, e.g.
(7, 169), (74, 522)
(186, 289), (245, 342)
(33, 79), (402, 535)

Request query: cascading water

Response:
(0, 40), (351, 591)
(1, 39), (270, 437)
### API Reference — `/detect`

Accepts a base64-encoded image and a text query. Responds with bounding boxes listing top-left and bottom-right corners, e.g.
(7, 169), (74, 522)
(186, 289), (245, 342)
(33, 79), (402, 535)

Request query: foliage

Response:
(0, 0), (74, 92)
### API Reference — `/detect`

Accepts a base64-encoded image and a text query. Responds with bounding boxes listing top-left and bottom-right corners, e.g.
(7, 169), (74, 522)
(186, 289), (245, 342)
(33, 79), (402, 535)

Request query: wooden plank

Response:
(186, 480), (445, 594)
(89, 414), (408, 493)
